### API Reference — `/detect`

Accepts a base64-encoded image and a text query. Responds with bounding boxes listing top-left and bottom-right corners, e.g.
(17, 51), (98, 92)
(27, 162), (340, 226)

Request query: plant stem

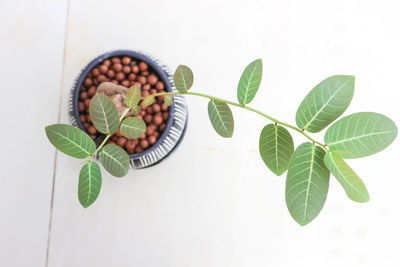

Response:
(153, 91), (328, 150)
(88, 107), (131, 162)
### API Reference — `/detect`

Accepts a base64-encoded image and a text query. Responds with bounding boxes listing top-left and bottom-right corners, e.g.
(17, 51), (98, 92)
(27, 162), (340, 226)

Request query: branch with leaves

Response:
(46, 59), (397, 226)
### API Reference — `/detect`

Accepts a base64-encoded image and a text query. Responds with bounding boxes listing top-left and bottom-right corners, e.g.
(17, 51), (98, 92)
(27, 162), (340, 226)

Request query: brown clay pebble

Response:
(154, 131), (160, 138)
(148, 136), (156, 145)
(111, 80), (118, 85)
(84, 99), (91, 107)
(108, 141), (116, 145)
(142, 90), (150, 97)
(98, 75), (106, 82)
(133, 82), (142, 89)
(146, 125), (156, 135)
(141, 71), (149, 76)
(150, 89), (157, 95)
(87, 126), (97, 135)
(126, 147), (135, 155)
(84, 78), (93, 87)
(137, 76), (147, 85)
(144, 114), (153, 123)
(143, 84), (150, 90)
(122, 56), (131, 65)
(159, 123), (166, 132)
(83, 122), (90, 129)
(99, 65), (108, 74)
(152, 103), (161, 113)
(132, 65), (139, 73)
(113, 63), (123, 72)
(116, 72), (125, 81)
(117, 137), (127, 147)
(88, 86), (96, 97)
(161, 103), (168, 111)
(136, 115), (143, 120)
(134, 139), (139, 145)
(139, 133), (146, 140)
(146, 107), (153, 114)
(139, 62), (148, 71)
(80, 115), (86, 122)
(156, 81), (164, 90)
(92, 68), (100, 77)
(140, 140), (149, 149)
(135, 146), (143, 153)
(111, 57), (121, 63)
(121, 80), (130, 87)
(103, 59), (111, 66)
(80, 85), (87, 92)
(147, 75), (157, 85)
(91, 135), (97, 140)
(80, 91), (88, 100)
(93, 79), (99, 86)
(128, 73), (136, 81)
(78, 102), (85, 112)
(107, 70), (115, 78)
(86, 114), (92, 123)
(87, 73), (93, 78)
(162, 112), (169, 121)
(139, 110), (146, 116)
(116, 129), (123, 137)
(153, 115), (163, 126)
(123, 65), (131, 74)
(112, 135), (118, 142)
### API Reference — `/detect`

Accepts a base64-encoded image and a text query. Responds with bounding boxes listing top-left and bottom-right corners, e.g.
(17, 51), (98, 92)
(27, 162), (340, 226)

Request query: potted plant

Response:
(46, 57), (397, 226)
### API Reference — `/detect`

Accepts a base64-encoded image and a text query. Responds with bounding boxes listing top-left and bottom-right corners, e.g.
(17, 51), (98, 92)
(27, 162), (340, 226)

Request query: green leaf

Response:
(120, 117), (146, 139)
(207, 100), (234, 138)
(295, 75), (355, 133)
(45, 124), (96, 159)
(78, 161), (102, 208)
(89, 94), (120, 134)
(237, 59), (263, 104)
(164, 94), (173, 106)
(126, 85), (141, 107)
(174, 65), (194, 93)
(285, 143), (330, 226)
(324, 152), (369, 203)
(259, 124), (294, 176)
(131, 105), (141, 115)
(142, 95), (155, 107)
(100, 144), (130, 177)
(325, 112), (398, 158)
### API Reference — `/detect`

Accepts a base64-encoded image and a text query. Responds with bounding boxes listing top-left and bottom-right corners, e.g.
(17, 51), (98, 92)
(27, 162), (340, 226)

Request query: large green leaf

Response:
(174, 65), (193, 93)
(78, 161), (102, 208)
(120, 117), (146, 139)
(237, 59), (263, 104)
(89, 94), (120, 134)
(296, 75), (355, 133)
(259, 124), (294, 176)
(285, 143), (330, 226)
(100, 144), (130, 177)
(207, 100), (234, 138)
(126, 85), (141, 107)
(45, 124), (96, 159)
(324, 152), (369, 203)
(325, 112), (398, 158)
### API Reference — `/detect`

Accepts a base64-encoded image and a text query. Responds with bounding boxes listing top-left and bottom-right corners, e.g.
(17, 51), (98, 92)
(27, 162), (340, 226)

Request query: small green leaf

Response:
(126, 85), (141, 107)
(142, 95), (155, 107)
(237, 59), (263, 104)
(164, 94), (173, 106)
(100, 144), (130, 177)
(120, 117), (146, 139)
(325, 112), (398, 158)
(207, 100), (234, 138)
(89, 94), (120, 134)
(131, 105), (141, 115)
(324, 152), (369, 203)
(259, 124), (294, 176)
(78, 161), (102, 208)
(296, 75), (355, 133)
(285, 143), (330, 226)
(45, 124), (96, 159)
(174, 65), (194, 93)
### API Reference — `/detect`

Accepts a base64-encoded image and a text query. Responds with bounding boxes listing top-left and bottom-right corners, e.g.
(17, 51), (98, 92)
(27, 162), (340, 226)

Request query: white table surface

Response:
(1, 0), (400, 266)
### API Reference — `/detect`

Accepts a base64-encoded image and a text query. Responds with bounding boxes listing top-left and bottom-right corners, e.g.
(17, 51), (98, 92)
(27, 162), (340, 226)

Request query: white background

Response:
(1, 0), (400, 266)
